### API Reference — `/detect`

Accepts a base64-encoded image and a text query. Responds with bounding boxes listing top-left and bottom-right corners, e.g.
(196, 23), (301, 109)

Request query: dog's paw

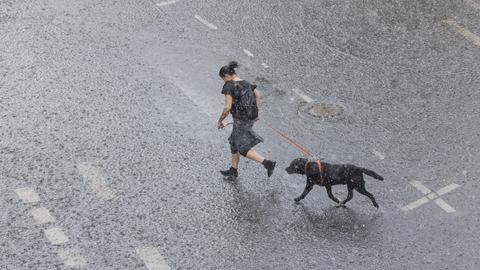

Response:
(294, 197), (302, 203)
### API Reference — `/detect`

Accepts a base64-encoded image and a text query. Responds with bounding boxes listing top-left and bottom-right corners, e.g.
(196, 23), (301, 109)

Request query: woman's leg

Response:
(245, 150), (264, 163)
(231, 153), (240, 168)
(220, 151), (240, 178)
(245, 150), (276, 177)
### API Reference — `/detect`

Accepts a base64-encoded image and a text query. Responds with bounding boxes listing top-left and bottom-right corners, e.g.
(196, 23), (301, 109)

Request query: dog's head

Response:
(285, 158), (309, 175)
(286, 158), (322, 178)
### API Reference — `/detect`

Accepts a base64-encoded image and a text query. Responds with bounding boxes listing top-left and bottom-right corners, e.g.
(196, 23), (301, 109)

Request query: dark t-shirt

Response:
(221, 80), (257, 119)
(221, 80), (256, 95)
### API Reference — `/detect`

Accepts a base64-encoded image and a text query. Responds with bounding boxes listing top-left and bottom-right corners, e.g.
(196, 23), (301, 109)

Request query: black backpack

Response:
(233, 81), (259, 120)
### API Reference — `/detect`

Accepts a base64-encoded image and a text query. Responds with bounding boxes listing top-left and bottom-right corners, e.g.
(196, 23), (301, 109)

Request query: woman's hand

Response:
(217, 121), (225, 129)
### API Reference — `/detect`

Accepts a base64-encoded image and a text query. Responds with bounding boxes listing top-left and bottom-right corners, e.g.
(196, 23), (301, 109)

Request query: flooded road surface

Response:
(1, 0), (479, 269)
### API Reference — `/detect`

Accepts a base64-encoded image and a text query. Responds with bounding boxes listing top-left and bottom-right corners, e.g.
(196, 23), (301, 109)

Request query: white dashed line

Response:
(292, 88), (314, 103)
(465, 0), (480, 10)
(136, 247), (171, 270)
(44, 227), (69, 245)
(156, 0), (177, 7)
(371, 149), (385, 160)
(194, 15), (218, 30)
(243, 49), (254, 57)
(78, 162), (115, 200)
(58, 249), (87, 268)
(444, 19), (480, 47)
(261, 63), (269, 68)
(30, 207), (55, 224)
(14, 187), (40, 203)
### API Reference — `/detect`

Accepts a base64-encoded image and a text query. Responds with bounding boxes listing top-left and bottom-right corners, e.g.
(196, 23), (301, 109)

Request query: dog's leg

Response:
(341, 184), (354, 205)
(295, 182), (313, 202)
(325, 185), (340, 203)
(355, 186), (379, 208)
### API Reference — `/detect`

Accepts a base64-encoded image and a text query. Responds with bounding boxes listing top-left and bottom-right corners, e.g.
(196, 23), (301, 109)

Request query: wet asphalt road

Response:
(1, 0), (480, 269)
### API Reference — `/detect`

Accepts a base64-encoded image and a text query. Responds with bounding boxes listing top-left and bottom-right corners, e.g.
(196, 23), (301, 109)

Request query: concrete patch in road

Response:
(136, 247), (171, 270)
(401, 181), (460, 213)
(58, 249), (87, 268)
(44, 227), (69, 245)
(14, 187), (40, 203)
(78, 162), (115, 200)
(30, 207), (55, 224)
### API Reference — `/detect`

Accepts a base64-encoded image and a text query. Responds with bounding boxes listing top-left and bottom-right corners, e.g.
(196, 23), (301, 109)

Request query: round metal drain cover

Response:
(299, 102), (348, 120)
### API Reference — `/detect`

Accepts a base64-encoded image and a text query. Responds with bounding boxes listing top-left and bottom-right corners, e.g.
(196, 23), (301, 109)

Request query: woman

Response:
(217, 61), (276, 179)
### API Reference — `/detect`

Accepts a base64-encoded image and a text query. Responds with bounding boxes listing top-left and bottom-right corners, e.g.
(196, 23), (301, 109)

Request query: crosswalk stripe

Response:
(78, 162), (115, 200)
(136, 247), (171, 270)
(30, 207), (55, 224)
(14, 187), (40, 203)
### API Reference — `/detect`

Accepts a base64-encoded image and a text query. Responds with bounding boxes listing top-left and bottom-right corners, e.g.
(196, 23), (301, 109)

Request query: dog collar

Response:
(305, 160), (325, 185)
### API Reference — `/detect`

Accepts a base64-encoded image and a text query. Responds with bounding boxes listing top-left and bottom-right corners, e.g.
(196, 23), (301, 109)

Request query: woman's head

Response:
(219, 61), (239, 81)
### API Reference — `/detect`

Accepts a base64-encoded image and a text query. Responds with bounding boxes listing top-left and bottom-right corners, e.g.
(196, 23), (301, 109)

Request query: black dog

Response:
(285, 158), (384, 208)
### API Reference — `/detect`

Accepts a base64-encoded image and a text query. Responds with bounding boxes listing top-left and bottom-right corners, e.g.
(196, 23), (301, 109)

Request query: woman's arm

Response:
(254, 88), (261, 111)
(217, 94), (233, 128)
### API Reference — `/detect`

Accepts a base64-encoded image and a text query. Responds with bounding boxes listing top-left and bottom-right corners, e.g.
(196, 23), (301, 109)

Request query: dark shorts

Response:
(228, 118), (263, 156)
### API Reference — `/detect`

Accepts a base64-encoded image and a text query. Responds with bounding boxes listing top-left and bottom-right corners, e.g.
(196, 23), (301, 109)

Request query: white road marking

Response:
(401, 197), (430, 211)
(292, 88), (314, 103)
(243, 49), (254, 57)
(58, 249), (87, 267)
(136, 247), (171, 270)
(14, 187), (40, 203)
(444, 19), (480, 47)
(30, 207), (55, 224)
(78, 162), (115, 200)
(465, 0), (480, 10)
(371, 149), (385, 160)
(401, 181), (460, 213)
(261, 63), (269, 68)
(156, 0), (177, 7)
(45, 227), (69, 245)
(434, 198), (456, 213)
(436, 183), (461, 196)
(194, 15), (218, 30)
(410, 180), (432, 195)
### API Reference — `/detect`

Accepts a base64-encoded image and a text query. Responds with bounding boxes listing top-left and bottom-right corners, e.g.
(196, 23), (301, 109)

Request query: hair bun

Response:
(228, 61), (239, 69)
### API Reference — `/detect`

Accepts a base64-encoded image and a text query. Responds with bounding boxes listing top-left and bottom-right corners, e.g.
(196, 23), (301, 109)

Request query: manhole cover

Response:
(299, 102), (348, 120)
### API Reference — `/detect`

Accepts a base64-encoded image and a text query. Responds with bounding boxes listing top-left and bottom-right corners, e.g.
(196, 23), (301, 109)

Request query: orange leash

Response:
(260, 121), (316, 158)
(223, 120), (319, 160)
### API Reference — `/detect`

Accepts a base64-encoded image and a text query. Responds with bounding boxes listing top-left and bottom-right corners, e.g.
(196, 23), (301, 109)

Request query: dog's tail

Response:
(360, 168), (384, 180)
